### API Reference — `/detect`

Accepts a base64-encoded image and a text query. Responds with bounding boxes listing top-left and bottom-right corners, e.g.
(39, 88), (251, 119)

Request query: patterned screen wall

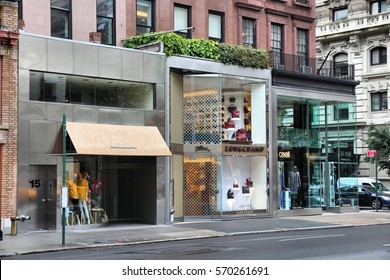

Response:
(183, 155), (221, 217)
(183, 76), (222, 144)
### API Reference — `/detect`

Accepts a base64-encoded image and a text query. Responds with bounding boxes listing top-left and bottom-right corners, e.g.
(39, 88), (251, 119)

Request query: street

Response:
(3, 224), (389, 260)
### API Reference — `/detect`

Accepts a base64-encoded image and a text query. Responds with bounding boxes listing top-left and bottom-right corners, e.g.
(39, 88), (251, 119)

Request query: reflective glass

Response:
(97, 0), (114, 17)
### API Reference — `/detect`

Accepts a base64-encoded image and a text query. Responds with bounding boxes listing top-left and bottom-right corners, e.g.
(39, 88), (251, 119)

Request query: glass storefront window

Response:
(277, 96), (357, 210)
(180, 74), (268, 218)
(65, 155), (158, 225)
(29, 71), (156, 109)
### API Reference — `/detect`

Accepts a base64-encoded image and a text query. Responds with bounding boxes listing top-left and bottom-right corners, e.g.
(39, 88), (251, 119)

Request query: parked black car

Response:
(357, 185), (390, 209)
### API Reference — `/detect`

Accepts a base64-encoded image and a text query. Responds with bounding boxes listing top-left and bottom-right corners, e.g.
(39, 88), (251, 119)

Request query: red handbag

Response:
(246, 178), (253, 187)
(224, 118), (235, 128)
(236, 129), (248, 141)
(231, 109), (240, 118)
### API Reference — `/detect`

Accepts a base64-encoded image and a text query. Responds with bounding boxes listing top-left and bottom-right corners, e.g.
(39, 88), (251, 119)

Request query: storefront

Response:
(15, 33), (171, 233)
(168, 57), (271, 220)
(63, 122), (171, 225)
(270, 82), (358, 216)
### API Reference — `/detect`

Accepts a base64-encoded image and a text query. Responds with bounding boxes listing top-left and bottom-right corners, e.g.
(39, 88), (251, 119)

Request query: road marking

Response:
(233, 235), (318, 243)
(383, 244), (390, 247)
(279, 234), (345, 242)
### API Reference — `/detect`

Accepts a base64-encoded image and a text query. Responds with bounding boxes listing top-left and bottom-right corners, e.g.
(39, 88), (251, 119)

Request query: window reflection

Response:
(97, 0), (114, 45)
(137, 0), (153, 34)
(51, 0), (71, 39)
(29, 71), (155, 110)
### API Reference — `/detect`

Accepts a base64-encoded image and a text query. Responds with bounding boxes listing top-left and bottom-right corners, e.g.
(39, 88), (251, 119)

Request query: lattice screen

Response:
(183, 155), (221, 217)
(183, 77), (222, 144)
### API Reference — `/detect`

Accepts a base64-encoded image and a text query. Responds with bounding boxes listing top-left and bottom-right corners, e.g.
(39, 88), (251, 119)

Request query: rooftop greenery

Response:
(124, 32), (271, 70)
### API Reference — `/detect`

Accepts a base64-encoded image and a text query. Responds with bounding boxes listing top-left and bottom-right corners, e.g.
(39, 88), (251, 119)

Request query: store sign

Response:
(195, 145), (211, 152)
(222, 144), (266, 156)
(278, 151), (291, 159)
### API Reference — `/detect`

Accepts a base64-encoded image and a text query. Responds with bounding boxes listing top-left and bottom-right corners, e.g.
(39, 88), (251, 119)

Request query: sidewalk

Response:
(1, 210), (390, 258)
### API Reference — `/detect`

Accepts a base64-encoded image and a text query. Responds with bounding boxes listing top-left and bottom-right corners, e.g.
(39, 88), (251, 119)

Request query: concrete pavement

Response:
(1, 210), (390, 258)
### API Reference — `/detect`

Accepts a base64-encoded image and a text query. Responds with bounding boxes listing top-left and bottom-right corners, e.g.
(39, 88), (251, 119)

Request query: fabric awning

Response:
(66, 122), (171, 156)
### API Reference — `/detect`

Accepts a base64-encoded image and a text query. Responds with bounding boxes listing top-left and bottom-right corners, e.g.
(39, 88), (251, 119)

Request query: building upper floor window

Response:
(370, 0), (387, 15)
(97, 0), (115, 45)
(51, 0), (71, 39)
(333, 8), (348, 21)
(29, 71), (156, 110)
(334, 53), (349, 77)
(296, 0), (309, 4)
(271, 23), (284, 66)
(208, 11), (224, 43)
(371, 92), (388, 111)
(137, 0), (154, 34)
(371, 46), (387, 65)
(242, 17), (255, 48)
(334, 103), (350, 121)
(297, 29), (308, 63)
(174, 4), (191, 38)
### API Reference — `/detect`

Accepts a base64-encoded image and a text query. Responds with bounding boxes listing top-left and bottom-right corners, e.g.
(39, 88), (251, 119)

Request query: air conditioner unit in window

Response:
(273, 64), (285, 70)
(298, 65), (312, 74)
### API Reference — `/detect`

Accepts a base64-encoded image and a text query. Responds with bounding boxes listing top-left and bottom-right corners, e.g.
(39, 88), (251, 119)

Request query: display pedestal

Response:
(231, 118), (241, 129)
(224, 128), (235, 140)
(226, 199), (235, 211)
(242, 192), (252, 210)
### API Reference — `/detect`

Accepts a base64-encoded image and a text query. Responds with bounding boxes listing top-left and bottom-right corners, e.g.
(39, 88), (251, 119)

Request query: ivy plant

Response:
(124, 32), (271, 69)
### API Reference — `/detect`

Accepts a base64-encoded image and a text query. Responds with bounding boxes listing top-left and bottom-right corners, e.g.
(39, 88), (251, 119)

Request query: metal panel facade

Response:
(18, 33), (169, 231)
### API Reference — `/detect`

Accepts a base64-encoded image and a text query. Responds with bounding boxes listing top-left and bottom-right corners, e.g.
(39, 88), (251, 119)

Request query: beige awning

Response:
(66, 122), (171, 156)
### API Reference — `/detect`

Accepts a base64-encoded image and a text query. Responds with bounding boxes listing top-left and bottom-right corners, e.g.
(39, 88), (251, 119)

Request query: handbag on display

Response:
(231, 109), (240, 118)
(244, 105), (250, 114)
(246, 178), (253, 187)
(233, 177), (239, 188)
(227, 189), (234, 199)
(224, 118), (235, 129)
(244, 117), (250, 125)
(229, 96), (236, 103)
(236, 128), (248, 141)
(228, 104), (237, 113)
(242, 185), (250, 194)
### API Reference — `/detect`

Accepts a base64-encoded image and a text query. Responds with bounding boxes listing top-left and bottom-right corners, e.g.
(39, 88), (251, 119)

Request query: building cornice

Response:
(264, 8), (289, 17)
(235, 1), (263, 12)
(291, 14), (315, 22)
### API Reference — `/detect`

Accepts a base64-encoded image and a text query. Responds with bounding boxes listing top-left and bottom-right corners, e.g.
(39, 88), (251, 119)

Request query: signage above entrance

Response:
(222, 144), (266, 156)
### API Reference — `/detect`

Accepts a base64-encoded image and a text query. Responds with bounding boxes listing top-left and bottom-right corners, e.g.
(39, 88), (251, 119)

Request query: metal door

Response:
(34, 166), (57, 230)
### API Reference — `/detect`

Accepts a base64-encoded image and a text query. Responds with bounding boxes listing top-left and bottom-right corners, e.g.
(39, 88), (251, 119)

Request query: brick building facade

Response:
(0, 0), (19, 235)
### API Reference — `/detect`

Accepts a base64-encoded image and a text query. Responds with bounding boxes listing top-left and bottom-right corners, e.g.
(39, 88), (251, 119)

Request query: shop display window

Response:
(277, 96), (357, 210)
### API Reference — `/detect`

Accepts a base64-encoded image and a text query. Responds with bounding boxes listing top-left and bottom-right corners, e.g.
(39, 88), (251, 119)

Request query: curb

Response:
(3, 221), (390, 258)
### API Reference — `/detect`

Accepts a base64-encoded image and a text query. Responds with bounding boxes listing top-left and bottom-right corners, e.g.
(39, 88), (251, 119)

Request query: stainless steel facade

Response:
(17, 33), (169, 233)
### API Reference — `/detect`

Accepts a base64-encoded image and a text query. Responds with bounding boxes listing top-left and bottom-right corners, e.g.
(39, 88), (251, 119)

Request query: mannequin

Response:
(67, 173), (81, 225)
(288, 166), (301, 208)
(77, 172), (91, 224)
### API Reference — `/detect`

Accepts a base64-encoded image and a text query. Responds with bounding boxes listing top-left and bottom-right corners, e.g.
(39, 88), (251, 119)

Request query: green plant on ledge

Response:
(124, 32), (271, 69)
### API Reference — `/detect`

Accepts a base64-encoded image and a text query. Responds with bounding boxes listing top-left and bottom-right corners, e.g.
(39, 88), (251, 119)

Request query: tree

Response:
(365, 123), (390, 175)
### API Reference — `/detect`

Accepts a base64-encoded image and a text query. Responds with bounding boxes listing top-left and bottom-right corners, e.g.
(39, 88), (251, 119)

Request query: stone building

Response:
(316, 0), (390, 183)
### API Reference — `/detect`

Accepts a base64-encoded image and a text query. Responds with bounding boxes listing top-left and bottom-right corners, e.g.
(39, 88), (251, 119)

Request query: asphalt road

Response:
(3, 224), (390, 260)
